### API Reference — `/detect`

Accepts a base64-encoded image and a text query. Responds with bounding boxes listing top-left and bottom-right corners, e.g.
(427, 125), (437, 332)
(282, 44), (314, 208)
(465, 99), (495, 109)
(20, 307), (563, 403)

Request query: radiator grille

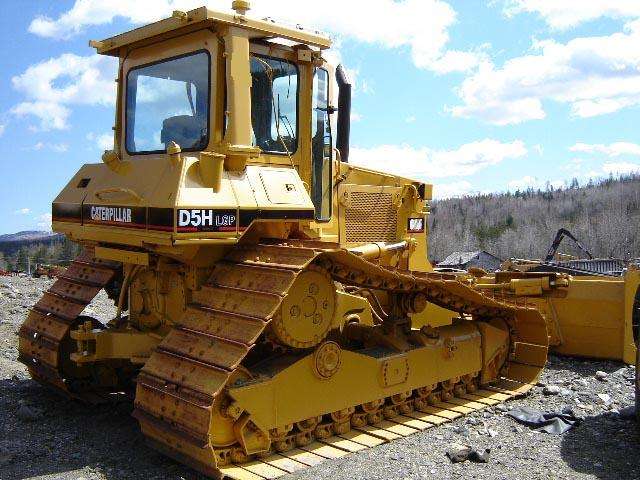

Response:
(345, 191), (398, 243)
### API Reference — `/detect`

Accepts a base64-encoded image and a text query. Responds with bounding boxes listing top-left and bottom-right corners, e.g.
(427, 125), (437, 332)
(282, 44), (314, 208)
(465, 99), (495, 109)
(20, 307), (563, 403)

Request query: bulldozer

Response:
(474, 229), (637, 366)
(17, 3), (548, 478)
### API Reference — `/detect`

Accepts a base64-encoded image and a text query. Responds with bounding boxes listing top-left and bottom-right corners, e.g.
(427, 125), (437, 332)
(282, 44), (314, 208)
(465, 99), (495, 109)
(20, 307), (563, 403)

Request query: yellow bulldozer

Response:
(474, 228), (638, 366)
(18, 3), (549, 478)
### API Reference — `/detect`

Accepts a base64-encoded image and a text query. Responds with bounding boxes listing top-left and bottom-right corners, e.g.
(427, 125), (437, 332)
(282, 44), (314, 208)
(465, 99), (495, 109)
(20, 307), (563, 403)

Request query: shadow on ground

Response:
(0, 378), (206, 480)
(560, 411), (640, 479)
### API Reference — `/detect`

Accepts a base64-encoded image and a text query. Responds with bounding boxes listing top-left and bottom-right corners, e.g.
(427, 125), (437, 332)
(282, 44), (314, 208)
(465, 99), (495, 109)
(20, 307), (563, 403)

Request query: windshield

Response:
(125, 50), (210, 154)
(250, 55), (298, 154)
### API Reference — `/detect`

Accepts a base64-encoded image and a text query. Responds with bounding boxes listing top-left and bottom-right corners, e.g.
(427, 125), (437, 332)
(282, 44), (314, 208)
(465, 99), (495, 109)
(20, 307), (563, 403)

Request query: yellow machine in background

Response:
(474, 265), (638, 365)
(18, 3), (548, 478)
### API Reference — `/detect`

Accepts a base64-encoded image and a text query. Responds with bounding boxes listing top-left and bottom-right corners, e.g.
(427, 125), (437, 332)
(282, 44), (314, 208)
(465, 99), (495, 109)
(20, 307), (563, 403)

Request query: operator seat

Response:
(161, 115), (204, 150)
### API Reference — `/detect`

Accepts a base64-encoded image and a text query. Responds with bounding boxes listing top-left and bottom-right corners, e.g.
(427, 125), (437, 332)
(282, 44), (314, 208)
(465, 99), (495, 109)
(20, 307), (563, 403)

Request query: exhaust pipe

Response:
(336, 64), (352, 163)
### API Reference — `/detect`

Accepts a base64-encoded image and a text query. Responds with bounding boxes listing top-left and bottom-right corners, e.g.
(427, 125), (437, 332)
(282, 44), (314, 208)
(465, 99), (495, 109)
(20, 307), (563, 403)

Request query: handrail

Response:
(94, 187), (144, 203)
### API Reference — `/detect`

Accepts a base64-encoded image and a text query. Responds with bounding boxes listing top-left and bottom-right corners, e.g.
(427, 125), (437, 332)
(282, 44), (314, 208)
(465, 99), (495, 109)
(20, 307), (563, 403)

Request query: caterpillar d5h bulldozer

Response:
(18, 3), (548, 478)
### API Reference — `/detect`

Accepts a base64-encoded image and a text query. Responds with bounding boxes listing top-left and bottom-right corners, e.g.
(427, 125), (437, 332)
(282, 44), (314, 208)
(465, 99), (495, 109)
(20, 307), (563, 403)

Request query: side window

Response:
(250, 56), (298, 154)
(312, 68), (332, 221)
(126, 51), (210, 154)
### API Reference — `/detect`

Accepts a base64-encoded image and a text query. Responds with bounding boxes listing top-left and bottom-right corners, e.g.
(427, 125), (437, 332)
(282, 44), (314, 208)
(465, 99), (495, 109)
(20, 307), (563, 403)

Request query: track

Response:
(133, 241), (548, 479)
(17, 248), (121, 402)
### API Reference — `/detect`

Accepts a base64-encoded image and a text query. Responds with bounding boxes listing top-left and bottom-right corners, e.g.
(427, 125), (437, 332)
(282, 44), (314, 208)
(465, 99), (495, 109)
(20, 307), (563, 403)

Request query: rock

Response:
(595, 371), (609, 381)
(543, 385), (561, 395)
(575, 378), (589, 388)
(446, 443), (471, 463)
(596, 393), (612, 405)
(17, 405), (41, 421)
(495, 404), (509, 413)
(466, 417), (482, 426)
(446, 443), (490, 464)
(487, 428), (498, 438)
(452, 425), (469, 436)
(560, 388), (572, 396)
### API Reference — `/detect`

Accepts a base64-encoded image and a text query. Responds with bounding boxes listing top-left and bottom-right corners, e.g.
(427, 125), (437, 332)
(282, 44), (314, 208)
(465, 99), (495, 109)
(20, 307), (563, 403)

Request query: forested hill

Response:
(428, 174), (640, 262)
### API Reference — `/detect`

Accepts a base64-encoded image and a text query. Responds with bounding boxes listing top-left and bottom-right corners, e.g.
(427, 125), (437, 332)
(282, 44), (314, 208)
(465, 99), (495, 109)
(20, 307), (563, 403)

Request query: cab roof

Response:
(90, 6), (332, 56)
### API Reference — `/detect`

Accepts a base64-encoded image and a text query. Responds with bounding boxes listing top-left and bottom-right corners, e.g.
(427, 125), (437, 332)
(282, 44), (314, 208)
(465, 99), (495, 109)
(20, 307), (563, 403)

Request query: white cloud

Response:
(51, 143), (69, 153)
(11, 53), (117, 130)
(434, 180), (473, 199)
(37, 213), (53, 231)
(359, 79), (374, 95)
(569, 142), (640, 157)
(450, 21), (640, 124)
(601, 162), (640, 175)
(28, 0), (482, 73)
(350, 112), (363, 123)
(428, 48), (488, 75)
(14, 208), (31, 215)
(560, 158), (585, 176)
(503, 1), (640, 30)
(405, 115), (416, 123)
(11, 101), (71, 131)
(507, 175), (563, 191)
(0, 124), (5, 137)
(87, 132), (114, 150)
(27, 141), (69, 152)
(350, 139), (527, 180)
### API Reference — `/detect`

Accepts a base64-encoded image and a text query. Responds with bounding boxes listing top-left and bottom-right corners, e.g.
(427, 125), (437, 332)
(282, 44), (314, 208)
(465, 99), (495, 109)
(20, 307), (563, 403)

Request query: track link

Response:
(17, 248), (121, 401)
(133, 242), (548, 479)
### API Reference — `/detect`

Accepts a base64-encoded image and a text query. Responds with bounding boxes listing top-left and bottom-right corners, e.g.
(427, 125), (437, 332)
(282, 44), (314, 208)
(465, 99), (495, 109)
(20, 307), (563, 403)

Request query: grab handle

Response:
(94, 187), (143, 203)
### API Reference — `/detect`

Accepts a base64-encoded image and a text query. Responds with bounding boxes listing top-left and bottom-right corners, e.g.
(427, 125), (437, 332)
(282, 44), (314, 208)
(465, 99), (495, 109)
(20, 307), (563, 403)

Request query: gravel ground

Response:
(0, 275), (638, 480)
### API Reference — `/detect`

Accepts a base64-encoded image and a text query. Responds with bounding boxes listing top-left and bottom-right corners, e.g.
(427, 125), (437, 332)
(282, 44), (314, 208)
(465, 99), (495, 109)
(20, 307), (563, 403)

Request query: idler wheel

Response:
(271, 269), (336, 349)
(313, 341), (342, 379)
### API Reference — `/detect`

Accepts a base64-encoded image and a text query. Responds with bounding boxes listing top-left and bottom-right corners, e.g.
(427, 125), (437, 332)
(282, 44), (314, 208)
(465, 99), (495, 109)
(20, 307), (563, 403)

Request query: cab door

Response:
(311, 67), (332, 221)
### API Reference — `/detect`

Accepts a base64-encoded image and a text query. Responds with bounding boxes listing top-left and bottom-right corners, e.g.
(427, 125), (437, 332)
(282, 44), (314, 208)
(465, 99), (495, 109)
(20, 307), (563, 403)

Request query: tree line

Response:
(0, 238), (80, 272)
(428, 174), (640, 262)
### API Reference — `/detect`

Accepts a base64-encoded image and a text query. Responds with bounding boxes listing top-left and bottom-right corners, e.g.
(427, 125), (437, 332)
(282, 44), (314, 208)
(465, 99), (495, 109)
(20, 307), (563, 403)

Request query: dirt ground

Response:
(1, 275), (638, 480)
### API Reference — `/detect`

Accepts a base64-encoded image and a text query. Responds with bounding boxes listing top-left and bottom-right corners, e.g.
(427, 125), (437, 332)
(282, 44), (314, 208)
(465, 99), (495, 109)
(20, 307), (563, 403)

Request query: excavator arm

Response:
(545, 228), (594, 262)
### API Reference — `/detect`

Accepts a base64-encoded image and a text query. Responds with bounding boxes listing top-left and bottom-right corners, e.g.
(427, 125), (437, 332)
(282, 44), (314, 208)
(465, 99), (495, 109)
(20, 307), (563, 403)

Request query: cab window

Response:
(250, 55), (298, 154)
(312, 68), (332, 221)
(125, 50), (210, 154)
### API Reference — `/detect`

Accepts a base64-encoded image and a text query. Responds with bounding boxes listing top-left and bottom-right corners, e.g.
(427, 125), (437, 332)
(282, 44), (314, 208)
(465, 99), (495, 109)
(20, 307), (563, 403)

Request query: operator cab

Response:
(103, 5), (343, 223)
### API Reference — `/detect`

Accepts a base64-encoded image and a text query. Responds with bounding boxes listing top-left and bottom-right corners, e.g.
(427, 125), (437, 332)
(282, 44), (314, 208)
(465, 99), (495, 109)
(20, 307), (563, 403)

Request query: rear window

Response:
(250, 55), (298, 154)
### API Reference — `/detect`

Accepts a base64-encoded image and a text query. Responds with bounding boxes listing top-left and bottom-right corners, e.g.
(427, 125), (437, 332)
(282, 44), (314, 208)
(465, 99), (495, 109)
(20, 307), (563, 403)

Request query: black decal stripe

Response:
(52, 203), (82, 223)
(148, 208), (174, 231)
(239, 209), (315, 228)
(85, 221), (148, 229)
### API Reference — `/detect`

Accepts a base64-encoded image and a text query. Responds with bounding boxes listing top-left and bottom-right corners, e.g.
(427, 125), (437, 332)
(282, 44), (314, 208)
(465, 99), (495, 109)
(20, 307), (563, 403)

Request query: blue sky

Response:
(1, 0), (639, 234)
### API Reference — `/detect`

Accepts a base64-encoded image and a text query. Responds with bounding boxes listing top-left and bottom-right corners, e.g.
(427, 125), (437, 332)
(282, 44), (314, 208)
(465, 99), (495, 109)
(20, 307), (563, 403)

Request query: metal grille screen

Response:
(345, 191), (397, 243)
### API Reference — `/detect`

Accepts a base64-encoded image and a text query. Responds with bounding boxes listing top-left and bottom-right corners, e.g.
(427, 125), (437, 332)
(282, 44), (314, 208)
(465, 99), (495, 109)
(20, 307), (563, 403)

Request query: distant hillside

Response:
(0, 231), (74, 271)
(0, 231), (62, 243)
(428, 174), (640, 262)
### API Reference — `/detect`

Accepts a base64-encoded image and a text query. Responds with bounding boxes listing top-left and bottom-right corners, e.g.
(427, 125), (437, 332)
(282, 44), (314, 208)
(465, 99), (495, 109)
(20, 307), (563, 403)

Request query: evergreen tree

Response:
(15, 248), (28, 272)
